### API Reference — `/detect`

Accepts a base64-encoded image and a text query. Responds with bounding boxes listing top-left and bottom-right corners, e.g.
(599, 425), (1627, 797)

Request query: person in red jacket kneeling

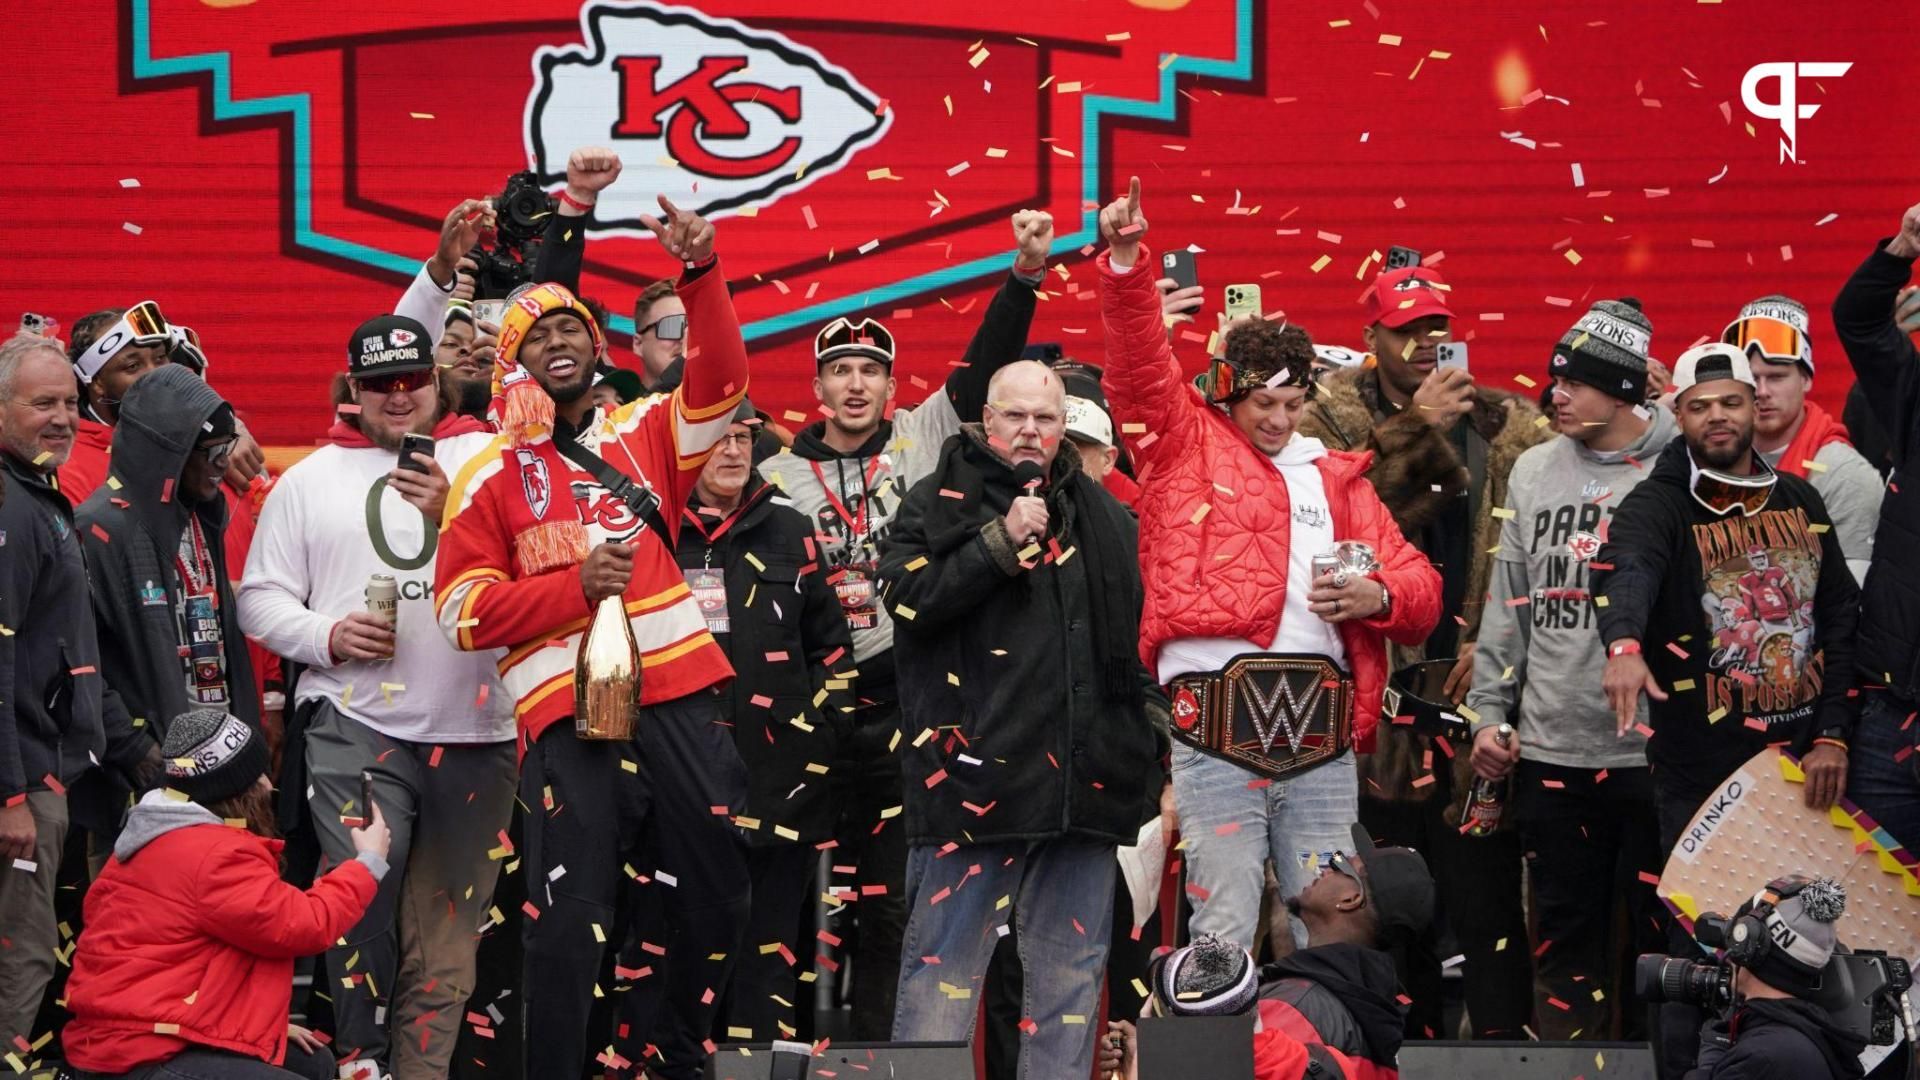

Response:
(1095, 177), (1442, 954)
(61, 709), (390, 1080)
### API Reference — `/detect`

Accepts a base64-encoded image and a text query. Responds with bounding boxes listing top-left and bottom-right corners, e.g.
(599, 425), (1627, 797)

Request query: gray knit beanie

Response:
(160, 709), (269, 805)
(1550, 298), (1653, 403)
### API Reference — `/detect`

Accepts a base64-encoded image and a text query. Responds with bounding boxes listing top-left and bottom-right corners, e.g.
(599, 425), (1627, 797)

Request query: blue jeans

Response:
(1848, 693), (1920, 857)
(891, 838), (1117, 1080)
(1171, 744), (1358, 949)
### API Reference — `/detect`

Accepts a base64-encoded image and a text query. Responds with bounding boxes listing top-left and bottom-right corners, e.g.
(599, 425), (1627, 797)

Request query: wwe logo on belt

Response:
(1741, 62), (1853, 164)
(1242, 667), (1326, 755)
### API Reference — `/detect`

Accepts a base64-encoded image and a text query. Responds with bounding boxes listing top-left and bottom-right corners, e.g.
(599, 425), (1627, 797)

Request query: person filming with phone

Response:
(1093, 175), (1440, 957)
(237, 313), (515, 1079)
(59, 709), (391, 1080)
(1296, 247), (1548, 1039)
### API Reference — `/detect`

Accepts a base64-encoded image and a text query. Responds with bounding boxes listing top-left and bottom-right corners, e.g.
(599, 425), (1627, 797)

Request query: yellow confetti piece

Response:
(1495, 937), (1509, 952)
(621, 759), (639, 773)
(592, 923), (606, 943)
(1063, 1015), (1087, 1024)
(745, 552), (766, 571)
(1672, 679), (1697, 691)
(947, 672), (961, 686)
(1513, 374), (1537, 388)
(896, 605), (916, 621)
(1490, 507), (1516, 519)
(1808, 522), (1830, 533)
(1594, 595), (1609, 607)
(805, 762), (829, 775)
(996, 894), (1012, 910)
(409, 112), (435, 120)
(1309, 254), (1332, 273)
(728, 1026), (756, 1039)
(968, 48), (990, 68)
(1564, 249), (1583, 265)
(1132, 978), (1151, 998)
(32, 450), (52, 466)
(1378, 33), (1402, 45)
(1458, 704), (1482, 724)
(774, 825), (800, 841)
(1707, 706), (1728, 724)
(1189, 503), (1212, 525)
(880, 805), (903, 819)
(736, 815), (762, 830)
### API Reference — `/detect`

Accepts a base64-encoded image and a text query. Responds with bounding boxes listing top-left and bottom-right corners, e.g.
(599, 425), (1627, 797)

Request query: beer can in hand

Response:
(366, 574), (399, 629)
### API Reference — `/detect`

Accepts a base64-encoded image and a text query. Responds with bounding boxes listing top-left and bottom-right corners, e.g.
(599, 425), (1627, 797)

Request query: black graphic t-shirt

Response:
(1594, 440), (1860, 803)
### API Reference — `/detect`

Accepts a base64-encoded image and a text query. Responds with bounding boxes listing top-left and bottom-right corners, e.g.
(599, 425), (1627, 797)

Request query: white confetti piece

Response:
(119, 178), (141, 188)
(123, 222), (143, 235)
(1571, 162), (1585, 187)
(857, 239), (880, 255)
(1815, 213), (1838, 226)
(656, 870), (679, 887)
(12, 858), (37, 872)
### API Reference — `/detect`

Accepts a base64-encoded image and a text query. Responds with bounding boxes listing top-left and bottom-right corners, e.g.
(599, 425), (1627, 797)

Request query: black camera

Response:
(1637, 913), (1914, 1047)
(1636, 952), (1735, 1013)
(468, 170), (554, 300)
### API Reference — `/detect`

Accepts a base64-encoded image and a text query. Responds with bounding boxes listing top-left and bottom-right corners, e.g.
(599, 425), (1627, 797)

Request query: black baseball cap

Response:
(1350, 823), (1436, 946)
(347, 314), (434, 378)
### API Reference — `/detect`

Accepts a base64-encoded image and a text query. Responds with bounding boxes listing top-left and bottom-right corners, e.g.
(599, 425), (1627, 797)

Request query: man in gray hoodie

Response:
(1465, 299), (1676, 1040)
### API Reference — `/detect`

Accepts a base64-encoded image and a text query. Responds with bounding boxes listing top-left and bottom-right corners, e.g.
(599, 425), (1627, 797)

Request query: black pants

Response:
(1514, 761), (1668, 1040)
(1360, 791), (1533, 1039)
(76, 1044), (333, 1079)
(832, 693), (909, 1041)
(722, 844), (817, 1042)
(520, 692), (750, 1080)
(1652, 784), (1710, 1080)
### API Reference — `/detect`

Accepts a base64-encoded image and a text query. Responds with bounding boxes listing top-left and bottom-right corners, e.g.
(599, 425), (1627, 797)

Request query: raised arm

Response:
(1094, 177), (1202, 471)
(533, 147), (624, 294)
(632, 195), (748, 513)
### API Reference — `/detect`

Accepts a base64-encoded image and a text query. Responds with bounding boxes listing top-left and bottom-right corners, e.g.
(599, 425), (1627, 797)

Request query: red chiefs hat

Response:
(1363, 266), (1456, 329)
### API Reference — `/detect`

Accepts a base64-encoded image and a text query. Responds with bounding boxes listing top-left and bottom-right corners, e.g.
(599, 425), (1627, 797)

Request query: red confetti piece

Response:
(161, 477), (175, 504)
(765, 651), (789, 662)
(749, 694), (774, 708)
(1637, 871), (1661, 886)
(90, 524), (111, 543)
(938, 488), (966, 499)
(1547, 996), (1571, 1011)
(1594, 769), (1609, 783)
(41, 773), (66, 796)
(521, 901), (541, 921)
(925, 769), (948, 789)
(817, 929), (843, 947)
(1743, 717), (1769, 732)
(1540, 779), (1566, 789)
(69, 665), (96, 676)
(1665, 642), (1689, 659)
(428, 746), (444, 768)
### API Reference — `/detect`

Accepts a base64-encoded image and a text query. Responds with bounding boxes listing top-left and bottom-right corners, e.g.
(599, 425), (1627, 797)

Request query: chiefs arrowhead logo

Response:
(529, 2), (891, 230)
(1172, 686), (1201, 732)
(126, 0), (1254, 344)
(1568, 531), (1602, 561)
(388, 327), (418, 347)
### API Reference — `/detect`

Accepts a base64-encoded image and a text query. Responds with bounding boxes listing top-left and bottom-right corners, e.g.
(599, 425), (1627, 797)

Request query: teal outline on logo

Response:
(127, 0), (1253, 341)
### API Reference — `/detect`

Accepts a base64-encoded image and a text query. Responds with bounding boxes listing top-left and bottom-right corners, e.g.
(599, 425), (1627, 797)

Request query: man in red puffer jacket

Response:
(1095, 177), (1442, 955)
(61, 708), (385, 1079)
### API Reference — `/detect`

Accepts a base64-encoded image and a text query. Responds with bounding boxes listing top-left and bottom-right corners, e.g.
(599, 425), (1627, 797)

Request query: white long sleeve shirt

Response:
(239, 432), (514, 743)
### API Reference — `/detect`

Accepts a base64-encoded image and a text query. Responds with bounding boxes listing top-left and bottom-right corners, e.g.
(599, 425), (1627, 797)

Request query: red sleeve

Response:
(1098, 246), (1202, 473)
(434, 475), (591, 652)
(1353, 476), (1443, 646)
(1252, 1028), (1311, 1080)
(661, 258), (750, 512)
(194, 840), (376, 959)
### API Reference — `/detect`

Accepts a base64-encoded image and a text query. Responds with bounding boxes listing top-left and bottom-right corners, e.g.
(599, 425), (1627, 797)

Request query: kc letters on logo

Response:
(528, 2), (893, 231)
(1741, 62), (1853, 164)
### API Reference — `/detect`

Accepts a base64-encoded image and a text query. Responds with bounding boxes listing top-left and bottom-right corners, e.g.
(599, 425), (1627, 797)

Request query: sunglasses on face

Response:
(640, 313), (687, 341)
(355, 369), (434, 396)
(197, 436), (238, 468)
(1326, 850), (1369, 905)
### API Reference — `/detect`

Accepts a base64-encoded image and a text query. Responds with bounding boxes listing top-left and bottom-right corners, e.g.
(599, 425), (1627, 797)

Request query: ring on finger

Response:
(1332, 599), (1342, 614)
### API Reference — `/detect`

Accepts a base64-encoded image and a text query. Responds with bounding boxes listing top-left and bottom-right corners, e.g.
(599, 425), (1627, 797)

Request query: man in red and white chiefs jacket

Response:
(434, 178), (747, 1080)
(1095, 176), (1441, 954)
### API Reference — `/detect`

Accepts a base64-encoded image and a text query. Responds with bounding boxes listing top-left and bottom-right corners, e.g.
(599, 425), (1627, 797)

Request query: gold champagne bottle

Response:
(575, 595), (640, 740)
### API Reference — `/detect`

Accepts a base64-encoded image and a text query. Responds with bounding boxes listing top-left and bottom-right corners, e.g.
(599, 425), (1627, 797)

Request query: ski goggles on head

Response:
(1205, 354), (1314, 405)
(1690, 462), (1777, 517)
(74, 300), (171, 384)
(1722, 316), (1811, 371)
(169, 325), (208, 374)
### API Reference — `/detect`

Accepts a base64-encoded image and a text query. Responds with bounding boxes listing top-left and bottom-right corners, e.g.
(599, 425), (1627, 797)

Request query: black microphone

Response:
(1011, 461), (1046, 547)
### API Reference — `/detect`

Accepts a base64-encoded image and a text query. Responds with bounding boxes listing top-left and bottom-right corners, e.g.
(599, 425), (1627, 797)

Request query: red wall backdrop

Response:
(4, 0), (1911, 455)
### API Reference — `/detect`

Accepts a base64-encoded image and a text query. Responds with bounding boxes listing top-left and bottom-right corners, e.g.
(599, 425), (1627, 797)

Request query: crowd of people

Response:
(2, 145), (1918, 1080)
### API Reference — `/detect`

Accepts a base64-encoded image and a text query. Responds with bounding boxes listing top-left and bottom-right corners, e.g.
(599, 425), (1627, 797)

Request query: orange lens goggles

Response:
(1722, 317), (1808, 366)
(121, 300), (171, 345)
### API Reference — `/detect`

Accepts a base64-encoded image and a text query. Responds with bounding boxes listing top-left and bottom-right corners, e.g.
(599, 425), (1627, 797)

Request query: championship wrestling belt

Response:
(1167, 653), (1354, 781)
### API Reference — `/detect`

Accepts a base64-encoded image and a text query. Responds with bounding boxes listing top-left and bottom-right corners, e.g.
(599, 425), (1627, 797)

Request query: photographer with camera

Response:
(1659, 877), (1869, 1080)
(393, 146), (617, 342)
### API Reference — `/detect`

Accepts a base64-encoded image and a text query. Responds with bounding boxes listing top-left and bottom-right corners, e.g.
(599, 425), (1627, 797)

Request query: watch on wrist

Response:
(1376, 579), (1392, 617)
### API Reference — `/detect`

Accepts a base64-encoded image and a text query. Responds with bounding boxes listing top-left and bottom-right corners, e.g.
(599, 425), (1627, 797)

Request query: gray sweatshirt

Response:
(1758, 440), (1881, 584)
(1465, 405), (1677, 769)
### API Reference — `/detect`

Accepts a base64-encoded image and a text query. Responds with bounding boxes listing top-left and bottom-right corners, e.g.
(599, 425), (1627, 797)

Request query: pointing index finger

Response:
(1126, 175), (1141, 213)
(656, 194), (683, 220)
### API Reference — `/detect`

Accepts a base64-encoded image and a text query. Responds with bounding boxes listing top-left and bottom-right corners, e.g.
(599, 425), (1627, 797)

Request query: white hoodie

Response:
(239, 433), (514, 743)
(1157, 433), (1349, 683)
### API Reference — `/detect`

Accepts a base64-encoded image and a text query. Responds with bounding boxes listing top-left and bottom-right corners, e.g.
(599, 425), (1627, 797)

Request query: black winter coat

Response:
(1832, 239), (1920, 703)
(1685, 997), (1866, 1080)
(74, 367), (258, 758)
(877, 429), (1166, 846)
(0, 453), (113, 799)
(678, 475), (856, 846)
